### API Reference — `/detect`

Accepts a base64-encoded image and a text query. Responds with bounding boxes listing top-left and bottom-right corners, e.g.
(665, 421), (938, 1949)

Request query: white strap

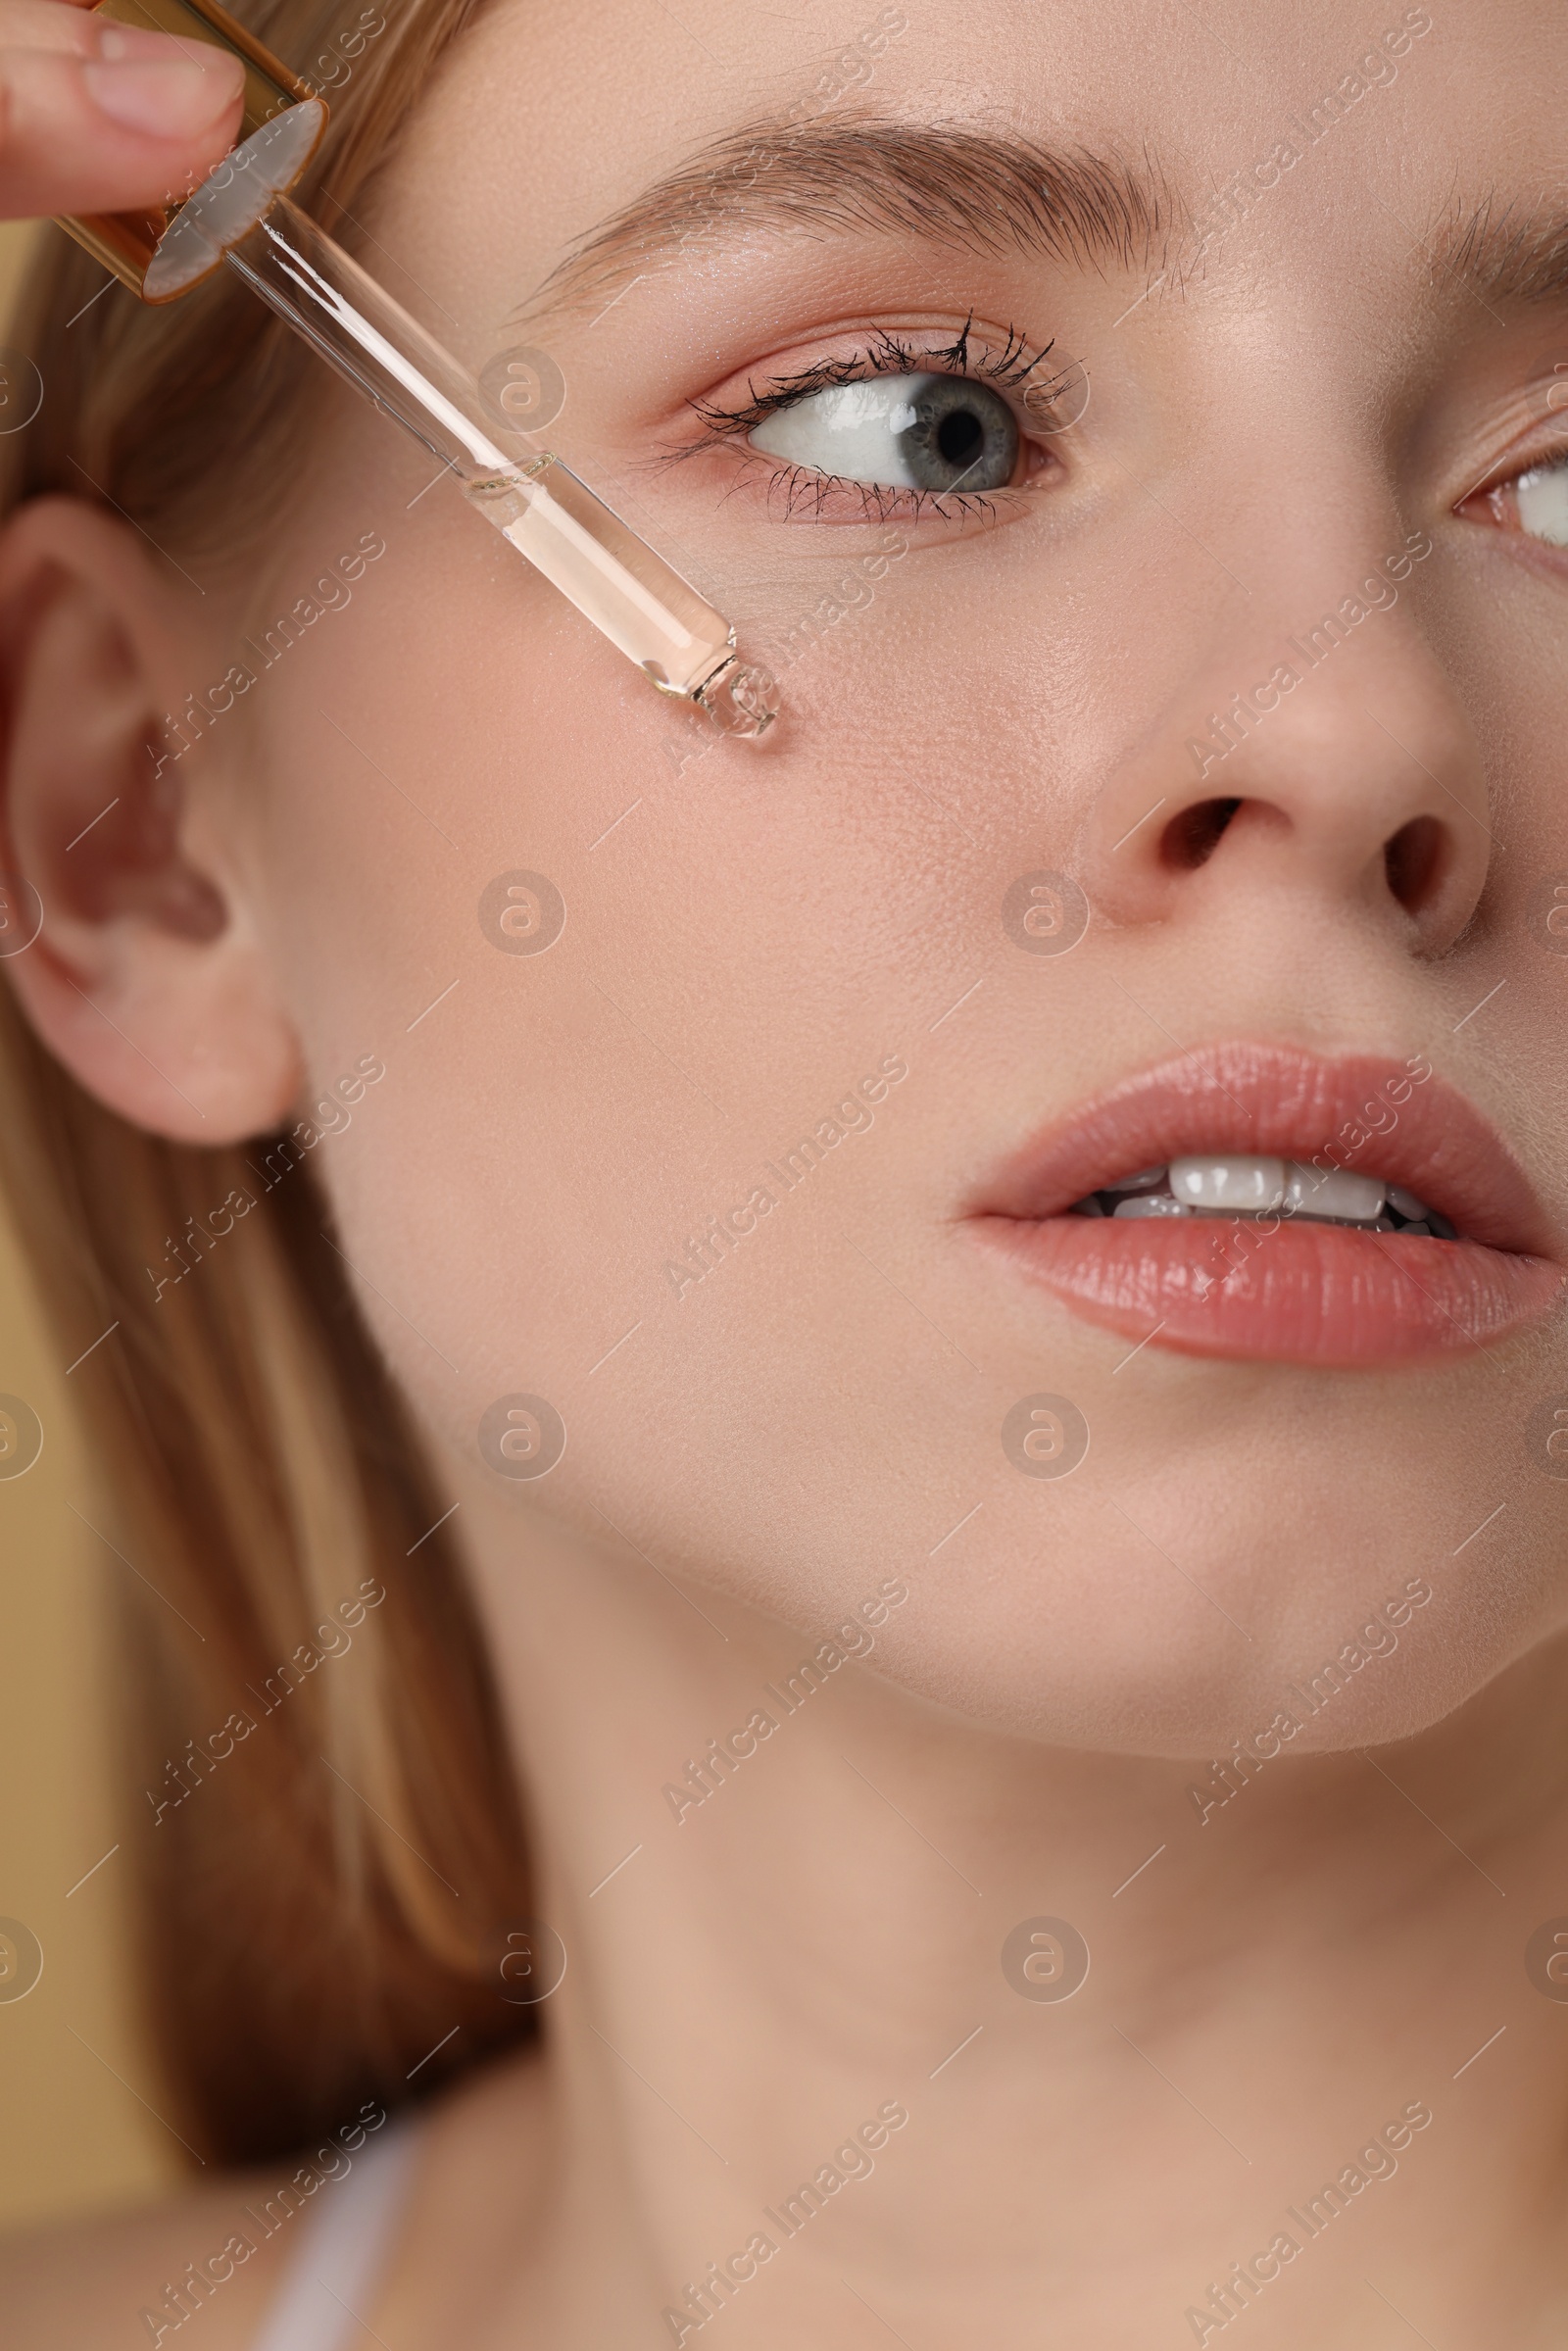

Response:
(249, 2120), (423, 2351)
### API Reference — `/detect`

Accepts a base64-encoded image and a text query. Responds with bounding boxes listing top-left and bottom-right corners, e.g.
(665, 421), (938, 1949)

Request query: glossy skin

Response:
(7, 0), (1568, 2342)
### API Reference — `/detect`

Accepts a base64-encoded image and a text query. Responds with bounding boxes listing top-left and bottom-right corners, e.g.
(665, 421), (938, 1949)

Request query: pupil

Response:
(936, 407), (984, 470)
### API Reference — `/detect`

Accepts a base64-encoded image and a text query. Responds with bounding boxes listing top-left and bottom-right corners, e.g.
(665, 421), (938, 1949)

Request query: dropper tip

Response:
(696, 659), (780, 740)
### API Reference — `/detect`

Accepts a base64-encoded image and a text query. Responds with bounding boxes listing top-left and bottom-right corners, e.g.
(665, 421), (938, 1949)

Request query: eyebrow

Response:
(514, 119), (1175, 327)
(1432, 193), (1568, 306)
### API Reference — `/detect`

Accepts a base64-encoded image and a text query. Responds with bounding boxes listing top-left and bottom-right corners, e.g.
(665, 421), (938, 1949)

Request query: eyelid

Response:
(684, 318), (1066, 441)
(1453, 406), (1568, 514)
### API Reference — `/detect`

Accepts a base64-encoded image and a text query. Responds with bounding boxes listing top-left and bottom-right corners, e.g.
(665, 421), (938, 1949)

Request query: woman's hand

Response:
(0, 0), (242, 220)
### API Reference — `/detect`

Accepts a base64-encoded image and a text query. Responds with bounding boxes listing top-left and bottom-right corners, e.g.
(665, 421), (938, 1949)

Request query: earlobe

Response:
(0, 495), (301, 1144)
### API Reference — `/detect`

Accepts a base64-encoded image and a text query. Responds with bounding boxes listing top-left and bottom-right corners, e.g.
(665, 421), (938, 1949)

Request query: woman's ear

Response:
(0, 495), (301, 1143)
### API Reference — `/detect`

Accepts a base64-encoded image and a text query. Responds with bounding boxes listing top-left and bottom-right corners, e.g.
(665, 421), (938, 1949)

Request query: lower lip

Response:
(975, 1214), (1565, 1367)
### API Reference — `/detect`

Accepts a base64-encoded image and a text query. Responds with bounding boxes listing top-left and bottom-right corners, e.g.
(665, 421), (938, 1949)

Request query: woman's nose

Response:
(1081, 553), (1493, 958)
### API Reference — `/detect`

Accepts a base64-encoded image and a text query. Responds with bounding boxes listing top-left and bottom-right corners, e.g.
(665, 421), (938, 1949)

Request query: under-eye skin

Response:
(748, 370), (1019, 495)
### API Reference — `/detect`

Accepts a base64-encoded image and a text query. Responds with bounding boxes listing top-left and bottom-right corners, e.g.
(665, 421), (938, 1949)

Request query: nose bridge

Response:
(1186, 520), (1441, 812)
(1083, 484), (1493, 949)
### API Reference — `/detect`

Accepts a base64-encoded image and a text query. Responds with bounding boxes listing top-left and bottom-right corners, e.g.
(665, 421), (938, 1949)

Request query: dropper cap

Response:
(60, 0), (326, 301)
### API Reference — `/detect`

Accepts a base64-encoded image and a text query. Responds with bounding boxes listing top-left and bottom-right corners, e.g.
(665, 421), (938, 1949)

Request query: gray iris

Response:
(898, 374), (1017, 491)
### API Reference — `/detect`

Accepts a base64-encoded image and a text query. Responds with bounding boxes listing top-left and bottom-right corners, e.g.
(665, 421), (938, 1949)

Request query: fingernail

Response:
(97, 22), (210, 64)
(84, 49), (245, 138)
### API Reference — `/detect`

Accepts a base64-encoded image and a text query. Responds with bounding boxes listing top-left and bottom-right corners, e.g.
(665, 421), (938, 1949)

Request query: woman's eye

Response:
(1464, 450), (1568, 544)
(1514, 456), (1568, 545)
(748, 371), (1020, 494)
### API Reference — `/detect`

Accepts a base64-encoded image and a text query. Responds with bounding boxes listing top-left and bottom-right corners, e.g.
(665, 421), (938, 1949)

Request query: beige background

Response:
(0, 217), (178, 2232)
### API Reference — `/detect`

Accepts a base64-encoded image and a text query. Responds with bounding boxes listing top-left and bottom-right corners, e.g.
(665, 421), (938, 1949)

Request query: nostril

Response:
(1160, 798), (1242, 871)
(1383, 815), (1446, 914)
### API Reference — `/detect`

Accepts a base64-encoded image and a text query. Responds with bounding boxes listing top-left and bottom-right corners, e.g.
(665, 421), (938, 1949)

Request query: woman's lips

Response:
(968, 1044), (1565, 1367)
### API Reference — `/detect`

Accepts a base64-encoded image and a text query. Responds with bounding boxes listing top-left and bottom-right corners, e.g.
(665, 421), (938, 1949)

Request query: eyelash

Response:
(1471, 437), (1568, 513)
(666, 318), (1066, 522)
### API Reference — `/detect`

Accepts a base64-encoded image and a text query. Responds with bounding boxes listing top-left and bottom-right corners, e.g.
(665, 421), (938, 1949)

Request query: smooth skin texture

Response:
(6, 0), (1568, 2341)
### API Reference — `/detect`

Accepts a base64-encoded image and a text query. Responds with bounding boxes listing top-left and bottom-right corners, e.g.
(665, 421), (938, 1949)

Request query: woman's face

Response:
(174, 0), (1568, 1750)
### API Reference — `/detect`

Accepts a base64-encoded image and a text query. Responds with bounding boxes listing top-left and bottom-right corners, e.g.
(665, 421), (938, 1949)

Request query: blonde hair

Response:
(0, 0), (531, 2165)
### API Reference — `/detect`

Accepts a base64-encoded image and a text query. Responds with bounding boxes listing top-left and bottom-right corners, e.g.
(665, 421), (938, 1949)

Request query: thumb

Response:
(0, 6), (244, 220)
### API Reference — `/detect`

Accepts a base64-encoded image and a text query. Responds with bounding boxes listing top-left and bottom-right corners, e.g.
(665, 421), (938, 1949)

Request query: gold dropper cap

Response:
(60, 0), (326, 302)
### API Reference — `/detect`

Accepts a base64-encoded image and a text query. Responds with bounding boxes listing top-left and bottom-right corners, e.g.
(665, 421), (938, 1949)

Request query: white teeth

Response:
(1070, 1157), (1452, 1233)
(1169, 1155), (1288, 1213)
(1283, 1165), (1386, 1222)
(1168, 1155), (1392, 1223)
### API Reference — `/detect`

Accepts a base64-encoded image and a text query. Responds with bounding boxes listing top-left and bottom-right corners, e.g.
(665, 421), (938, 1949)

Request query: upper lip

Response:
(969, 1042), (1558, 1259)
